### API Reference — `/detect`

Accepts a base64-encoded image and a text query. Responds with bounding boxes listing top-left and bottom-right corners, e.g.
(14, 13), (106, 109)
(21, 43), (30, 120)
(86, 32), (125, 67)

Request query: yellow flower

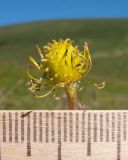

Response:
(43, 39), (91, 82)
(26, 39), (92, 109)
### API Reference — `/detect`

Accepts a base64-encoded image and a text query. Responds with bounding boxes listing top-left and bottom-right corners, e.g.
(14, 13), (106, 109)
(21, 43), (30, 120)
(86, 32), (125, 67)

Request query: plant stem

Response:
(65, 83), (78, 110)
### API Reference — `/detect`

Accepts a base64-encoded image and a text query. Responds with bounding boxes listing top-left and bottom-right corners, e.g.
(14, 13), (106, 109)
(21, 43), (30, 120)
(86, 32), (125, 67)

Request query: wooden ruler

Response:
(0, 110), (127, 160)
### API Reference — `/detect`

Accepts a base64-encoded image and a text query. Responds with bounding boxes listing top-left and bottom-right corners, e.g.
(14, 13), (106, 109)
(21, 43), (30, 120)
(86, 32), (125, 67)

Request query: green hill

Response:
(0, 19), (128, 110)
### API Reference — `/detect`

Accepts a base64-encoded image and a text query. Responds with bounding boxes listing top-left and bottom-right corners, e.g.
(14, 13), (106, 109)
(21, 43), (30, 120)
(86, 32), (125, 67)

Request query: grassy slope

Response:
(0, 19), (128, 110)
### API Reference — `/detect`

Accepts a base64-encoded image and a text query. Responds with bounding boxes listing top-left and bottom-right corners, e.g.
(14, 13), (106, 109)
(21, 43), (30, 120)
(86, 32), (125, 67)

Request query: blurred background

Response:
(0, 0), (128, 110)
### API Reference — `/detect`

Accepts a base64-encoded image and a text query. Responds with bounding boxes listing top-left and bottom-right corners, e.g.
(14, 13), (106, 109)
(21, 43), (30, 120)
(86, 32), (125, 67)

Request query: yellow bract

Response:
(26, 39), (92, 98)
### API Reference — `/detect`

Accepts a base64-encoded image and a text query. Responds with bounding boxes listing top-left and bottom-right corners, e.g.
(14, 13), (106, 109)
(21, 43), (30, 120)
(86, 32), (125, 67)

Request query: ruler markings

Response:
(82, 112), (85, 143)
(117, 113), (121, 160)
(51, 112), (55, 142)
(63, 112), (67, 142)
(93, 113), (97, 142)
(76, 112), (79, 142)
(106, 113), (109, 142)
(39, 112), (43, 142)
(87, 112), (91, 156)
(15, 112), (18, 143)
(33, 112), (37, 142)
(123, 112), (126, 141)
(69, 112), (73, 142)
(45, 112), (49, 143)
(58, 113), (62, 160)
(9, 112), (12, 143)
(21, 112), (24, 143)
(112, 112), (115, 142)
(100, 113), (103, 142)
(27, 113), (31, 157)
(3, 113), (6, 142)
(0, 111), (128, 159)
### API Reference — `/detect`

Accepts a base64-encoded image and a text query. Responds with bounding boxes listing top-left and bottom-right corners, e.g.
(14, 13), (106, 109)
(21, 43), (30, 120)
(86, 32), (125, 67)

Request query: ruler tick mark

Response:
(87, 113), (91, 156)
(123, 112), (126, 141)
(21, 112), (24, 143)
(27, 114), (31, 156)
(82, 112), (85, 143)
(106, 113), (109, 142)
(117, 113), (121, 160)
(39, 112), (43, 142)
(45, 112), (49, 143)
(9, 112), (12, 143)
(93, 113), (97, 142)
(64, 112), (67, 142)
(51, 112), (55, 142)
(100, 113), (103, 142)
(3, 113), (6, 142)
(69, 112), (73, 142)
(15, 112), (18, 143)
(58, 113), (62, 160)
(112, 112), (115, 142)
(76, 112), (79, 142)
(33, 112), (37, 142)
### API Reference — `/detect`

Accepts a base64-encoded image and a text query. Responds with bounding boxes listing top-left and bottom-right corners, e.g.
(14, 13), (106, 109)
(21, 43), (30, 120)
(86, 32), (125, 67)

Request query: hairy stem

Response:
(65, 83), (78, 110)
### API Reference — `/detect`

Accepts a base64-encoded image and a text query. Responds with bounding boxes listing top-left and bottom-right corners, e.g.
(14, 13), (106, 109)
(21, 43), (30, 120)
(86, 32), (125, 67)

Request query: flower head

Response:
(26, 39), (92, 99)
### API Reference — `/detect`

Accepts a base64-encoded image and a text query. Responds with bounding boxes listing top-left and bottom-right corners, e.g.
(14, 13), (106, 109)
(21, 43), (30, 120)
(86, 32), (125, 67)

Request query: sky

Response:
(0, 0), (128, 26)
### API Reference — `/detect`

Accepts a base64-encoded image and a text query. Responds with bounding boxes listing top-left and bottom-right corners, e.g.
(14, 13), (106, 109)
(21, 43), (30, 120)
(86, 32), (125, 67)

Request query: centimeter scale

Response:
(0, 110), (127, 160)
